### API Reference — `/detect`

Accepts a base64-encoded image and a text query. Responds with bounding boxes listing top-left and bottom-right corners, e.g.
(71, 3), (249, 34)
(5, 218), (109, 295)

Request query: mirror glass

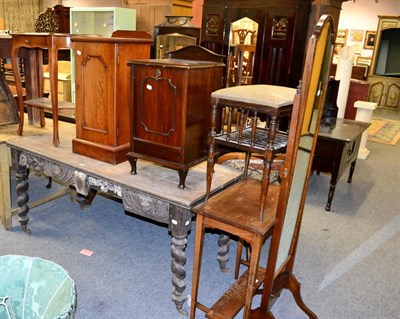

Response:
(226, 17), (258, 87)
(156, 33), (197, 59)
(275, 20), (333, 271)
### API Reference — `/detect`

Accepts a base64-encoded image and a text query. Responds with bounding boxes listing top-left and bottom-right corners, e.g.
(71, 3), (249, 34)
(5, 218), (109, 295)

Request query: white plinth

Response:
(355, 100), (378, 160)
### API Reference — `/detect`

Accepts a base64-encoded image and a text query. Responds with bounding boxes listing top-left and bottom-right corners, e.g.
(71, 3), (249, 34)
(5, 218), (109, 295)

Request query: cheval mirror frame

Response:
(251, 15), (335, 318)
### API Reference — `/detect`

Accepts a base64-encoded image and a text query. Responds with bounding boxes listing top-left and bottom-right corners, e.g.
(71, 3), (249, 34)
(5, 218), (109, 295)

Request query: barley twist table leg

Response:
(169, 206), (193, 316)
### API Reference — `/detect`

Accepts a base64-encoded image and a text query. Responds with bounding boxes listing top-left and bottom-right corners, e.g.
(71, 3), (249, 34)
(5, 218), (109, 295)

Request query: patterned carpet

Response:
(368, 117), (400, 145)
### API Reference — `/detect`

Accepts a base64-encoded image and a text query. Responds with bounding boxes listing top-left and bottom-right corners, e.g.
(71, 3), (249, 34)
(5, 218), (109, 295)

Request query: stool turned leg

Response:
(259, 115), (278, 220)
(206, 102), (218, 199)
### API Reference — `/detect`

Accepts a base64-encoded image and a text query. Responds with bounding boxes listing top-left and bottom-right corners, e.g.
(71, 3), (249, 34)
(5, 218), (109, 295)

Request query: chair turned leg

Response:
(190, 214), (206, 319)
(235, 239), (244, 279)
(235, 240), (251, 279)
(243, 236), (263, 318)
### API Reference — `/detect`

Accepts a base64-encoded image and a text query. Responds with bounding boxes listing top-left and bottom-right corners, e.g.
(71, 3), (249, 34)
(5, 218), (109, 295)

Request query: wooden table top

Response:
(4, 119), (242, 209)
(318, 118), (370, 142)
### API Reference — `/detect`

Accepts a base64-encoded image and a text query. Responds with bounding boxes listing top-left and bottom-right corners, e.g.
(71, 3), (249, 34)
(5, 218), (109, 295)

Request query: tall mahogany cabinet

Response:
(201, 0), (312, 88)
(72, 33), (153, 164)
(200, 0), (346, 88)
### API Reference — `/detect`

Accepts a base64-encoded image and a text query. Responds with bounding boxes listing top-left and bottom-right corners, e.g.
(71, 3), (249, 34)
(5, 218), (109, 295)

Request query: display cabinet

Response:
(70, 7), (136, 37)
(70, 7), (137, 102)
(72, 32), (153, 164)
(368, 16), (400, 110)
(127, 48), (224, 189)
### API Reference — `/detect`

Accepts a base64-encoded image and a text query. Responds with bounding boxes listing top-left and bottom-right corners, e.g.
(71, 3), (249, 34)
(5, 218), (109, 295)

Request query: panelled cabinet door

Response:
(385, 82), (400, 109)
(368, 81), (384, 106)
(134, 66), (182, 149)
(74, 43), (115, 145)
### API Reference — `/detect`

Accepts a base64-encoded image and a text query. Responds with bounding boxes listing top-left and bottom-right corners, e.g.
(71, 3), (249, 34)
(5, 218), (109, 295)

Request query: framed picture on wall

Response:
(352, 42), (362, 54)
(364, 31), (376, 49)
(357, 56), (372, 66)
(350, 29), (364, 42)
(334, 42), (345, 56)
(336, 29), (348, 43)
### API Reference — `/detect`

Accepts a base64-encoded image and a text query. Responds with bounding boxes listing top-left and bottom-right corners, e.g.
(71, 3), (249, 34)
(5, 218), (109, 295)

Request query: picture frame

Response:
(350, 29), (364, 42)
(336, 29), (348, 43)
(352, 42), (362, 54)
(333, 42), (345, 56)
(357, 56), (372, 66)
(364, 31), (376, 49)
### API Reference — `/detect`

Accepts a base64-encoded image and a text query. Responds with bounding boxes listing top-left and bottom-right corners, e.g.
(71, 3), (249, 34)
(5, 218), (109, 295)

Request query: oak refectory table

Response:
(5, 122), (242, 315)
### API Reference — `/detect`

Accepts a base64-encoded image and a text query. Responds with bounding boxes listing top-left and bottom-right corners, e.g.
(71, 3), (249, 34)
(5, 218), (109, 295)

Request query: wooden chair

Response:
(190, 14), (335, 319)
(190, 84), (296, 319)
(230, 29), (257, 86)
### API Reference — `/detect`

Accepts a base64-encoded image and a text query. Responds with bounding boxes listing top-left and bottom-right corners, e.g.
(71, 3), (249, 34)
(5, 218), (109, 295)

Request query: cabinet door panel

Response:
(368, 81), (384, 105)
(75, 43), (115, 145)
(385, 83), (400, 109)
(134, 67), (184, 147)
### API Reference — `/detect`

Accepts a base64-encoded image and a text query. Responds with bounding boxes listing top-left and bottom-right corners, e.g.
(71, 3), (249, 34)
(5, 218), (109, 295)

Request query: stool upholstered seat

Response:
(211, 84), (296, 108)
(0, 255), (76, 319)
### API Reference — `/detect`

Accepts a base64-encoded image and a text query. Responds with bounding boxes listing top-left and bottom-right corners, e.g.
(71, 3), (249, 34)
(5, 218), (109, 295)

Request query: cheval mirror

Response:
(251, 14), (335, 318)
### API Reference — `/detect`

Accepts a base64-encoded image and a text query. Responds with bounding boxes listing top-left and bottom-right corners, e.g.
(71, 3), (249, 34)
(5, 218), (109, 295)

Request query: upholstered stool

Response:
(211, 84), (296, 109)
(0, 255), (76, 319)
(190, 85), (298, 319)
(206, 84), (295, 217)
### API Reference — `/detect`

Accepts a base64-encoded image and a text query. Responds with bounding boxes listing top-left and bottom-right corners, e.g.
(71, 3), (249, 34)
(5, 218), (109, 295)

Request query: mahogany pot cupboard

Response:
(127, 54), (225, 188)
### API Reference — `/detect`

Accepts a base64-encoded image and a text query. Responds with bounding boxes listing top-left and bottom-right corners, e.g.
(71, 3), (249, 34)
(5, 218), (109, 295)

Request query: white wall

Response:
(339, 0), (400, 30)
(337, 0), (400, 58)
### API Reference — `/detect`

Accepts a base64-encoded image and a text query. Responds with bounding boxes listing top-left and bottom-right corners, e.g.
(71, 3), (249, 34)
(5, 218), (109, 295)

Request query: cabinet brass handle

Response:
(24, 40), (30, 44)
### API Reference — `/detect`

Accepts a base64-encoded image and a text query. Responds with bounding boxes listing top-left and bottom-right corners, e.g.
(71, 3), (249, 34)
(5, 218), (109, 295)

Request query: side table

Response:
(312, 118), (370, 211)
(11, 33), (76, 147)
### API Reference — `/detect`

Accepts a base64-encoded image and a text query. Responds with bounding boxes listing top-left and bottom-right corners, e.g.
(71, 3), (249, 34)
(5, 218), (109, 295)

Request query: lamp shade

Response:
(0, 255), (76, 319)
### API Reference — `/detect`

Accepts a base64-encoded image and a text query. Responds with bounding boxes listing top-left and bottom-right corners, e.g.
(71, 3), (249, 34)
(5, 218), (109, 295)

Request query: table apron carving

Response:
(9, 147), (194, 314)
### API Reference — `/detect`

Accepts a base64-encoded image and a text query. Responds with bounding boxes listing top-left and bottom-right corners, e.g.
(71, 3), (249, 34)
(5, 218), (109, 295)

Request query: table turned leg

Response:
(169, 205), (193, 315)
(10, 46), (25, 136)
(217, 233), (230, 273)
(12, 149), (31, 234)
(48, 46), (60, 147)
(326, 179), (337, 211)
(347, 160), (356, 183)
